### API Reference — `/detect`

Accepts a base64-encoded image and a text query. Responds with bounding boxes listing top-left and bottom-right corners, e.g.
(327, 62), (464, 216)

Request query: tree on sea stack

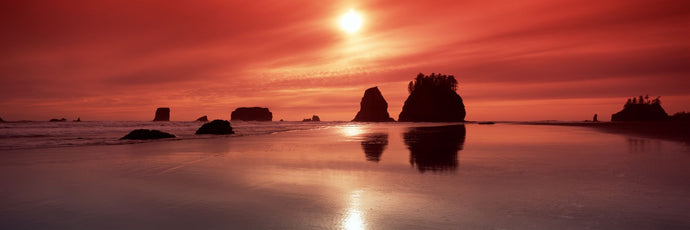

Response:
(398, 73), (466, 122)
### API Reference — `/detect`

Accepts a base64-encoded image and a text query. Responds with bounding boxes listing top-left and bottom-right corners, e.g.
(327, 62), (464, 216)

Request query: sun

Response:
(339, 9), (363, 33)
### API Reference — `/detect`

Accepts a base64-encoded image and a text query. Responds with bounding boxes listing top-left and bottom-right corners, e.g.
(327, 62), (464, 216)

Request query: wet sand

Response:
(523, 121), (690, 143)
(1, 123), (689, 229)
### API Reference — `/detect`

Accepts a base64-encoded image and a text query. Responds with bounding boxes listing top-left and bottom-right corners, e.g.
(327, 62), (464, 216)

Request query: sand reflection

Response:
(403, 125), (466, 173)
(341, 190), (366, 230)
(361, 133), (388, 162)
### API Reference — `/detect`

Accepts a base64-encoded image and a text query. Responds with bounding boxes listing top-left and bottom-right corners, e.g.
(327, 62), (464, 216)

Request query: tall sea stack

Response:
(352, 87), (395, 122)
(398, 73), (465, 122)
(153, 107), (170, 121)
(231, 107), (272, 121)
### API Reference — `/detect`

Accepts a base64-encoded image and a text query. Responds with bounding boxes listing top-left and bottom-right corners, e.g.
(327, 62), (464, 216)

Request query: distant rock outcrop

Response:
(611, 95), (668, 121)
(398, 73), (466, 122)
(195, 120), (235, 135)
(196, 116), (209, 122)
(0, 117), (4, 122)
(352, 87), (395, 122)
(231, 107), (272, 121)
(120, 129), (175, 140)
(153, 107), (170, 121)
(303, 115), (321, 122)
(73, 117), (81, 122)
(49, 118), (67, 122)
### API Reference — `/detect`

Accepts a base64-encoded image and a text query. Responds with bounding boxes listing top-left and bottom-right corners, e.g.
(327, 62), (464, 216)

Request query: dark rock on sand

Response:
(196, 115), (209, 122)
(231, 107), (272, 121)
(303, 115), (321, 122)
(352, 87), (395, 122)
(120, 129), (175, 140)
(153, 107), (170, 121)
(399, 73), (465, 122)
(611, 96), (668, 121)
(195, 120), (235, 135)
(0, 117), (4, 122)
(49, 118), (67, 122)
(404, 125), (466, 173)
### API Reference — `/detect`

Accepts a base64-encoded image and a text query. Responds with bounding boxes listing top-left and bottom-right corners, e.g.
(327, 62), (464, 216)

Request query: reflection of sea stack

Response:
(399, 73), (465, 122)
(403, 125), (466, 173)
(352, 87), (395, 122)
(49, 118), (67, 122)
(196, 115), (209, 122)
(611, 96), (668, 121)
(231, 107), (272, 121)
(153, 108), (170, 121)
(361, 133), (389, 162)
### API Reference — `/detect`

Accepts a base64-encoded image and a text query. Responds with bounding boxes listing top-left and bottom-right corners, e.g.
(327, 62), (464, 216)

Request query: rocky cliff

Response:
(611, 96), (668, 121)
(398, 73), (465, 122)
(352, 87), (394, 122)
(153, 108), (170, 121)
(231, 107), (272, 121)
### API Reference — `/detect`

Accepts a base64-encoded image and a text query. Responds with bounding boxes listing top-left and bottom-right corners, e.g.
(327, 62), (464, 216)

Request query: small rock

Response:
(195, 120), (235, 135)
(120, 129), (176, 140)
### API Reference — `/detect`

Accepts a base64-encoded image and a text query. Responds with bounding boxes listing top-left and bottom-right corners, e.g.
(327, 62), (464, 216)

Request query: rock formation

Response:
(196, 115), (209, 122)
(399, 73), (465, 122)
(352, 87), (395, 122)
(195, 120), (235, 135)
(120, 129), (176, 140)
(404, 125), (466, 173)
(153, 107), (170, 121)
(49, 118), (67, 122)
(611, 95), (668, 121)
(0, 117), (4, 122)
(303, 115), (321, 122)
(231, 107), (272, 121)
(73, 117), (81, 122)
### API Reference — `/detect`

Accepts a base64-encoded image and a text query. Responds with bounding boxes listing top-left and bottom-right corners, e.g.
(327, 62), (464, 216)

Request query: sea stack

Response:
(611, 95), (668, 121)
(398, 73), (466, 122)
(195, 115), (209, 122)
(352, 87), (395, 122)
(303, 115), (321, 122)
(231, 107), (272, 121)
(153, 107), (170, 121)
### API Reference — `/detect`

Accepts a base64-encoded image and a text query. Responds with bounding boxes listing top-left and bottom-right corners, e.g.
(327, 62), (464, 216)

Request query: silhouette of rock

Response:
(195, 120), (235, 135)
(153, 107), (170, 121)
(0, 117), (4, 122)
(303, 115), (321, 122)
(49, 118), (67, 122)
(196, 115), (209, 122)
(593, 114), (598, 122)
(73, 117), (81, 122)
(670, 112), (690, 121)
(352, 87), (395, 122)
(611, 96), (668, 121)
(231, 107), (272, 121)
(361, 133), (388, 162)
(403, 125), (466, 173)
(399, 73), (466, 122)
(120, 129), (175, 140)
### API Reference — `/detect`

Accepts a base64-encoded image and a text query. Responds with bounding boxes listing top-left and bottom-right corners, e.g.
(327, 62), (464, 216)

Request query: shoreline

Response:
(518, 121), (690, 143)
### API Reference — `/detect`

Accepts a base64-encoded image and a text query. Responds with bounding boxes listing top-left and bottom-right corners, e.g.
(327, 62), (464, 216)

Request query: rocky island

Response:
(611, 95), (668, 121)
(398, 73), (466, 122)
(153, 107), (170, 121)
(352, 87), (394, 122)
(195, 115), (209, 122)
(231, 107), (272, 121)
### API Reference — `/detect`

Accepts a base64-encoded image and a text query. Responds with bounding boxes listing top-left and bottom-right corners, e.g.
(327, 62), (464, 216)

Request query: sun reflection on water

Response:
(340, 125), (364, 137)
(342, 190), (366, 230)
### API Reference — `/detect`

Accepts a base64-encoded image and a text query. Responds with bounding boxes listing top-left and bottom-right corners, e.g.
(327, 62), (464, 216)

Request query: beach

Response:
(1, 122), (689, 229)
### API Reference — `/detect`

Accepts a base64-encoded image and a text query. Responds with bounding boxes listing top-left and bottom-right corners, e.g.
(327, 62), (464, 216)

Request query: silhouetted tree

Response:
(407, 72), (458, 94)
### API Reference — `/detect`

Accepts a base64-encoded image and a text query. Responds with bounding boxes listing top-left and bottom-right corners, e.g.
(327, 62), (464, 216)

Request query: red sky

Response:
(1, 0), (688, 121)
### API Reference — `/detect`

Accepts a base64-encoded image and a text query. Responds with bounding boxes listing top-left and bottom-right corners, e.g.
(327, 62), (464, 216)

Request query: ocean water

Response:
(0, 121), (343, 150)
(1, 122), (689, 229)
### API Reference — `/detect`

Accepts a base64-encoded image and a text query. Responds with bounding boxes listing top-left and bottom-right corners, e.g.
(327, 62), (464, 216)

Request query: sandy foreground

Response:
(1, 123), (689, 229)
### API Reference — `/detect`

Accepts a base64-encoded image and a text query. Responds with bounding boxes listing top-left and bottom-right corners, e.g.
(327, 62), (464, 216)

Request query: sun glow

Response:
(339, 9), (363, 33)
